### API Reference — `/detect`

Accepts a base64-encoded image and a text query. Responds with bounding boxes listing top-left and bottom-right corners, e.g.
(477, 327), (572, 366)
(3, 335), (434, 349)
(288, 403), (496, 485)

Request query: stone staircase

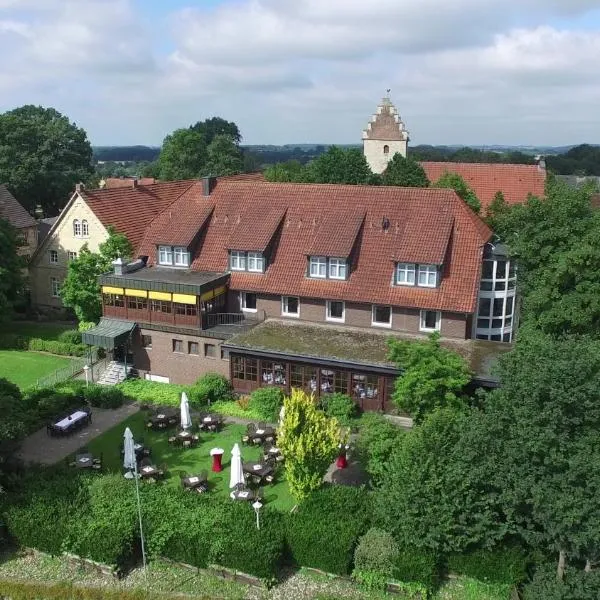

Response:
(97, 361), (134, 386)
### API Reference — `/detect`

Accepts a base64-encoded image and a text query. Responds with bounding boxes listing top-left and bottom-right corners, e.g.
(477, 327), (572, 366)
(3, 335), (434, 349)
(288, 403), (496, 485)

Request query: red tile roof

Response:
(137, 181), (492, 314)
(307, 209), (365, 258)
(420, 162), (546, 212)
(227, 205), (286, 252)
(102, 177), (157, 189)
(80, 180), (196, 250)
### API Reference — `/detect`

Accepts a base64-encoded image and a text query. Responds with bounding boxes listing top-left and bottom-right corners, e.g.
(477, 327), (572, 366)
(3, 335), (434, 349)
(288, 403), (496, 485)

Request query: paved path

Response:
(16, 403), (139, 465)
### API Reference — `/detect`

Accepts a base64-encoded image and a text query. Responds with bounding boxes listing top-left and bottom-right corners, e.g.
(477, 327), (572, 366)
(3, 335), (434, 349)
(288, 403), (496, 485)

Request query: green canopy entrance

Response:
(82, 318), (136, 350)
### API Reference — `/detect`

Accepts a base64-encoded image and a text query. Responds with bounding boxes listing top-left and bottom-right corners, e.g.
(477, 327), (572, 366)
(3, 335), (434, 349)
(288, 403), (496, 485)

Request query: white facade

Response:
(363, 139), (408, 175)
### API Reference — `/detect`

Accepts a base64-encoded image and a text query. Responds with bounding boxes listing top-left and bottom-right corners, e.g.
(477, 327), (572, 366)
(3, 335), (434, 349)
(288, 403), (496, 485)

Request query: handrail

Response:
(205, 311), (265, 328)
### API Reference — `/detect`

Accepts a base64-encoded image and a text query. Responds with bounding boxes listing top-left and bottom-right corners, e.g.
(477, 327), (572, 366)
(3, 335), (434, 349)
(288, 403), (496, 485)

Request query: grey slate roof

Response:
(0, 184), (36, 229)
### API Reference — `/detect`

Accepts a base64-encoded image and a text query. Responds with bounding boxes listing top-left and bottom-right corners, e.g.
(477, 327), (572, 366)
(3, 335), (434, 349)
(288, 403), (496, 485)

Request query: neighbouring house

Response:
(0, 184), (37, 260)
(363, 96), (547, 212)
(28, 179), (196, 314)
(82, 176), (513, 409)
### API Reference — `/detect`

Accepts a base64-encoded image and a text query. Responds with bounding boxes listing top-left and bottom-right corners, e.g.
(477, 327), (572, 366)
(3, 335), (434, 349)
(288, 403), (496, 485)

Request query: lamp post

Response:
(83, 364), (90, 387)
(252, 500), (262, 530)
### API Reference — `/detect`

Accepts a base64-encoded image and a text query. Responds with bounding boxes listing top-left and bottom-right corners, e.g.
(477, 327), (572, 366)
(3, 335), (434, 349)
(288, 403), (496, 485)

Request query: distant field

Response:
(0, 350), (74, 390)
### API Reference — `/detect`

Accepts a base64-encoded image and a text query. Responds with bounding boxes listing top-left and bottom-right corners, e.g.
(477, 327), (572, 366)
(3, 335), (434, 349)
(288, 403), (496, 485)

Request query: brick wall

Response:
(230, 291), (468, 339)
(132, 328), (229, 384)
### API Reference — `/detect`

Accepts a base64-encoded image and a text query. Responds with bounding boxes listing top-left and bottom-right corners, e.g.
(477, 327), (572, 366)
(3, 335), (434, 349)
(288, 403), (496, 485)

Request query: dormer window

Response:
(309, 256), (347, 280)
(395, 262), (439, 288)
(158, 245), (189, 267)
(230, 251), (264, 273)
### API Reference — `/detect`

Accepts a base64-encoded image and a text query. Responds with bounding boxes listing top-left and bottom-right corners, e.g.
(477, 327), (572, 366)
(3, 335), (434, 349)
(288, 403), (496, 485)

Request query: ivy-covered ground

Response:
(85, 411), (296, 512)
(0, 552), (512, 600)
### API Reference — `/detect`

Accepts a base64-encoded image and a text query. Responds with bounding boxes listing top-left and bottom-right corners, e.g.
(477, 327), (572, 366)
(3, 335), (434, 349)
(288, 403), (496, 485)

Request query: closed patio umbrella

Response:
(123, 427), (136, 479)
(180, 392), (192, 430)
(229, 443), (244, 489)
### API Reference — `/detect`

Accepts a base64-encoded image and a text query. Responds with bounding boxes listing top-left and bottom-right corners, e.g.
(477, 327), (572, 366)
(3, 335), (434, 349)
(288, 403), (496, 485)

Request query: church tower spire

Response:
(362, 93), (409, 174)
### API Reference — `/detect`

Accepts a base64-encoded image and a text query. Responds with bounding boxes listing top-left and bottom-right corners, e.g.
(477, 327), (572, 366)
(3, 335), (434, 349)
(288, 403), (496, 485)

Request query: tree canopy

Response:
(190, 116), (242, 145)
(433, 171), (481, 213)
(0, 105), (94, 215)
(0, 218), (24, 322)
(387, 332), (472, 422)
(202, 134), (244, 177)
(157, 128), (207, 181)
(61, 227), (132, 323)
(382, 153), (429, 187)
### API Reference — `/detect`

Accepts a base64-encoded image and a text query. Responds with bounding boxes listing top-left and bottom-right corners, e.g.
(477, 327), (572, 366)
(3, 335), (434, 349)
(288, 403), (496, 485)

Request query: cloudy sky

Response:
(0, 0), (599, 146)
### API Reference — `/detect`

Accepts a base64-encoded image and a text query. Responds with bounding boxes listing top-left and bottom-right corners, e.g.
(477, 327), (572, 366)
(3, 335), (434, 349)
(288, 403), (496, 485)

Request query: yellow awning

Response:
(125, 288), (148, 298)
(213, 285), (226, 297)
(200, 290), (214, 302)
(149, 291), (172, 301)
(102, 286), (124, 295)
(173, 293), (196, 305)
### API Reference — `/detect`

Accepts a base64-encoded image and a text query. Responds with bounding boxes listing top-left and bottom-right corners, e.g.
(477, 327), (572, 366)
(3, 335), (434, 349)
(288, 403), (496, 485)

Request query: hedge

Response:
(522, 563), (600, 600)
(447, 544), (529, 585)
(394, 547), (440, 591)
(188, 373), (233, 407)
(286, 485), (372, 575)
(248, 387), (284, 422)
(0, 332), (87, 356)
(118, 379), (190, 407)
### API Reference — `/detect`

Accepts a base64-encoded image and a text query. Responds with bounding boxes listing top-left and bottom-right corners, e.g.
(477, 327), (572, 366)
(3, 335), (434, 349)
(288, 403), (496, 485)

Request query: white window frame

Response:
(326, 300), (345, 323)
(240, 291), (257, 313)
(372, 305), (392, 328)
(68, 251), (77, 262)
(230, 251), (246, 271)
(81, 219), (89, 237)
(396, 263), (415, 286)
(419, 310), (441, 332)
(49, 250), (58, 264)
(173, 246), (189, 267)
(309, 256), (327, 278)
(281, 296), (300, 317)
(50, 277), (60, 298)
(158, 245), (173, 265)
(73, 219), (81, 238)
(328, 257), (347, 280)
(418, 264), (437, 288)
(247, 252), (264, 273)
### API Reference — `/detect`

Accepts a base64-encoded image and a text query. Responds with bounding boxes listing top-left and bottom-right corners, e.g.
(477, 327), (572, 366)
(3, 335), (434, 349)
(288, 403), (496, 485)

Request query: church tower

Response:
(362, 95), (409, 174)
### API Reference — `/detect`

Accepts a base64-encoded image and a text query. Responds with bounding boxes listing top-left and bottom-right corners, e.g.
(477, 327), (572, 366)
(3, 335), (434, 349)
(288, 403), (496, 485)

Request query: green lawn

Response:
(4, 321), (74, 340)
(86, 411), (296, 512)
(0, 350), (75, 390)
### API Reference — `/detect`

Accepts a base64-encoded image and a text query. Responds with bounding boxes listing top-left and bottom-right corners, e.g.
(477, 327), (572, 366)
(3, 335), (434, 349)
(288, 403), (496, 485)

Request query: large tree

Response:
(191, 116), (241, 145)
(0, 105), (93, 215)
(157, 128), (207, 181)
(306, 146), (375, 185)
(382, 153), (429, 187)
(61, 227), (132, 323)
(387, 332), (472, 422)
(0, 218), (24, 321)
(433, 171), (481, 214)
(202, 134), (243, 176)
(264, 160), (308, 182)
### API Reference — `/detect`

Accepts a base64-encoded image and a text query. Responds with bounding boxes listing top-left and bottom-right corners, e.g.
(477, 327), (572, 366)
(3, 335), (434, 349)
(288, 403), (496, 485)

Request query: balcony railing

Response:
(205, 311), (265, 328)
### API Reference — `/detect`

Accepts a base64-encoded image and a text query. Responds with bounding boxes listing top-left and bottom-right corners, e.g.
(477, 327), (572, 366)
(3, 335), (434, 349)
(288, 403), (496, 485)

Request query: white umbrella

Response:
(229, 443), (244, 489)
(123, 426), (136, 479)
(180, 392), (192, 430)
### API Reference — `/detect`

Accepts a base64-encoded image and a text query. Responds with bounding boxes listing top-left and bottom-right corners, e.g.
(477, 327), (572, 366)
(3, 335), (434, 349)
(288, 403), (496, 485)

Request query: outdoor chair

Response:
(257, 422), (266, 430)
(46, 423), (55, 437)
(265, 433), (276, 444)
(140, 457), (153, 468)
(234, 482), (246, 493)
(168, 436), (177, 446)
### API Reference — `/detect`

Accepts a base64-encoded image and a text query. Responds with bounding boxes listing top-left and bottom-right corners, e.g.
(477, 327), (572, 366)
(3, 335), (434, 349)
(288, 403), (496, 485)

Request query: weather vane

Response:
(386, 88), (391, 95)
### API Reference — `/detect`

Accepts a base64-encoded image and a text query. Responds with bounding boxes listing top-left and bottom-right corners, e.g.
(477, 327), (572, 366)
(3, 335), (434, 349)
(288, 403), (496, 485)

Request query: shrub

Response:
(394, 547), (440, 591)
(249, 387), (284, 422)
(57, 329), (82, 344)
(211, 399), (263, 421)
(320, 393), (358, 424)
(523, 564), (600, 600)
(447, 544), (529, 585)
(0, 378), (26, 442)
(286, 485), (372, 575)
(188, 373), (232, 407)
(83, 384), (125, 409)
(354, 528), (399, 577)
(355, 412), (405, 487)
(118, 379), (189, 406)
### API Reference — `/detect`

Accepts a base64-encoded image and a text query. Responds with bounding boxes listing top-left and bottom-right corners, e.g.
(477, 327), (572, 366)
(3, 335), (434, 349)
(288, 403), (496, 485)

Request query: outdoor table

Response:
(182, 474), (207, 490)
(177, 430), (194, 440)
(199, 414), (222, 431)
(210, 447), (224, 472)
(121, 443), (147, 459)
(230, 488), (256, 502)
(55, 410), (88, 432)
(250, 426), (276, 444)
(242, 461), (274, 484)
(75, 453), (93, 469)
(139, 465), (160, 479)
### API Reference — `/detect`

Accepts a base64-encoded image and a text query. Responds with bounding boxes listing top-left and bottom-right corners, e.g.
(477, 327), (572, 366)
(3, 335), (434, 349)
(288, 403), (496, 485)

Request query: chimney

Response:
(537, 156), (546, 171)
(75, 182), (85, 193)
(202, 176), (217, 196)
(112, 257), (126, 276)
(132, 179), (138, 189)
